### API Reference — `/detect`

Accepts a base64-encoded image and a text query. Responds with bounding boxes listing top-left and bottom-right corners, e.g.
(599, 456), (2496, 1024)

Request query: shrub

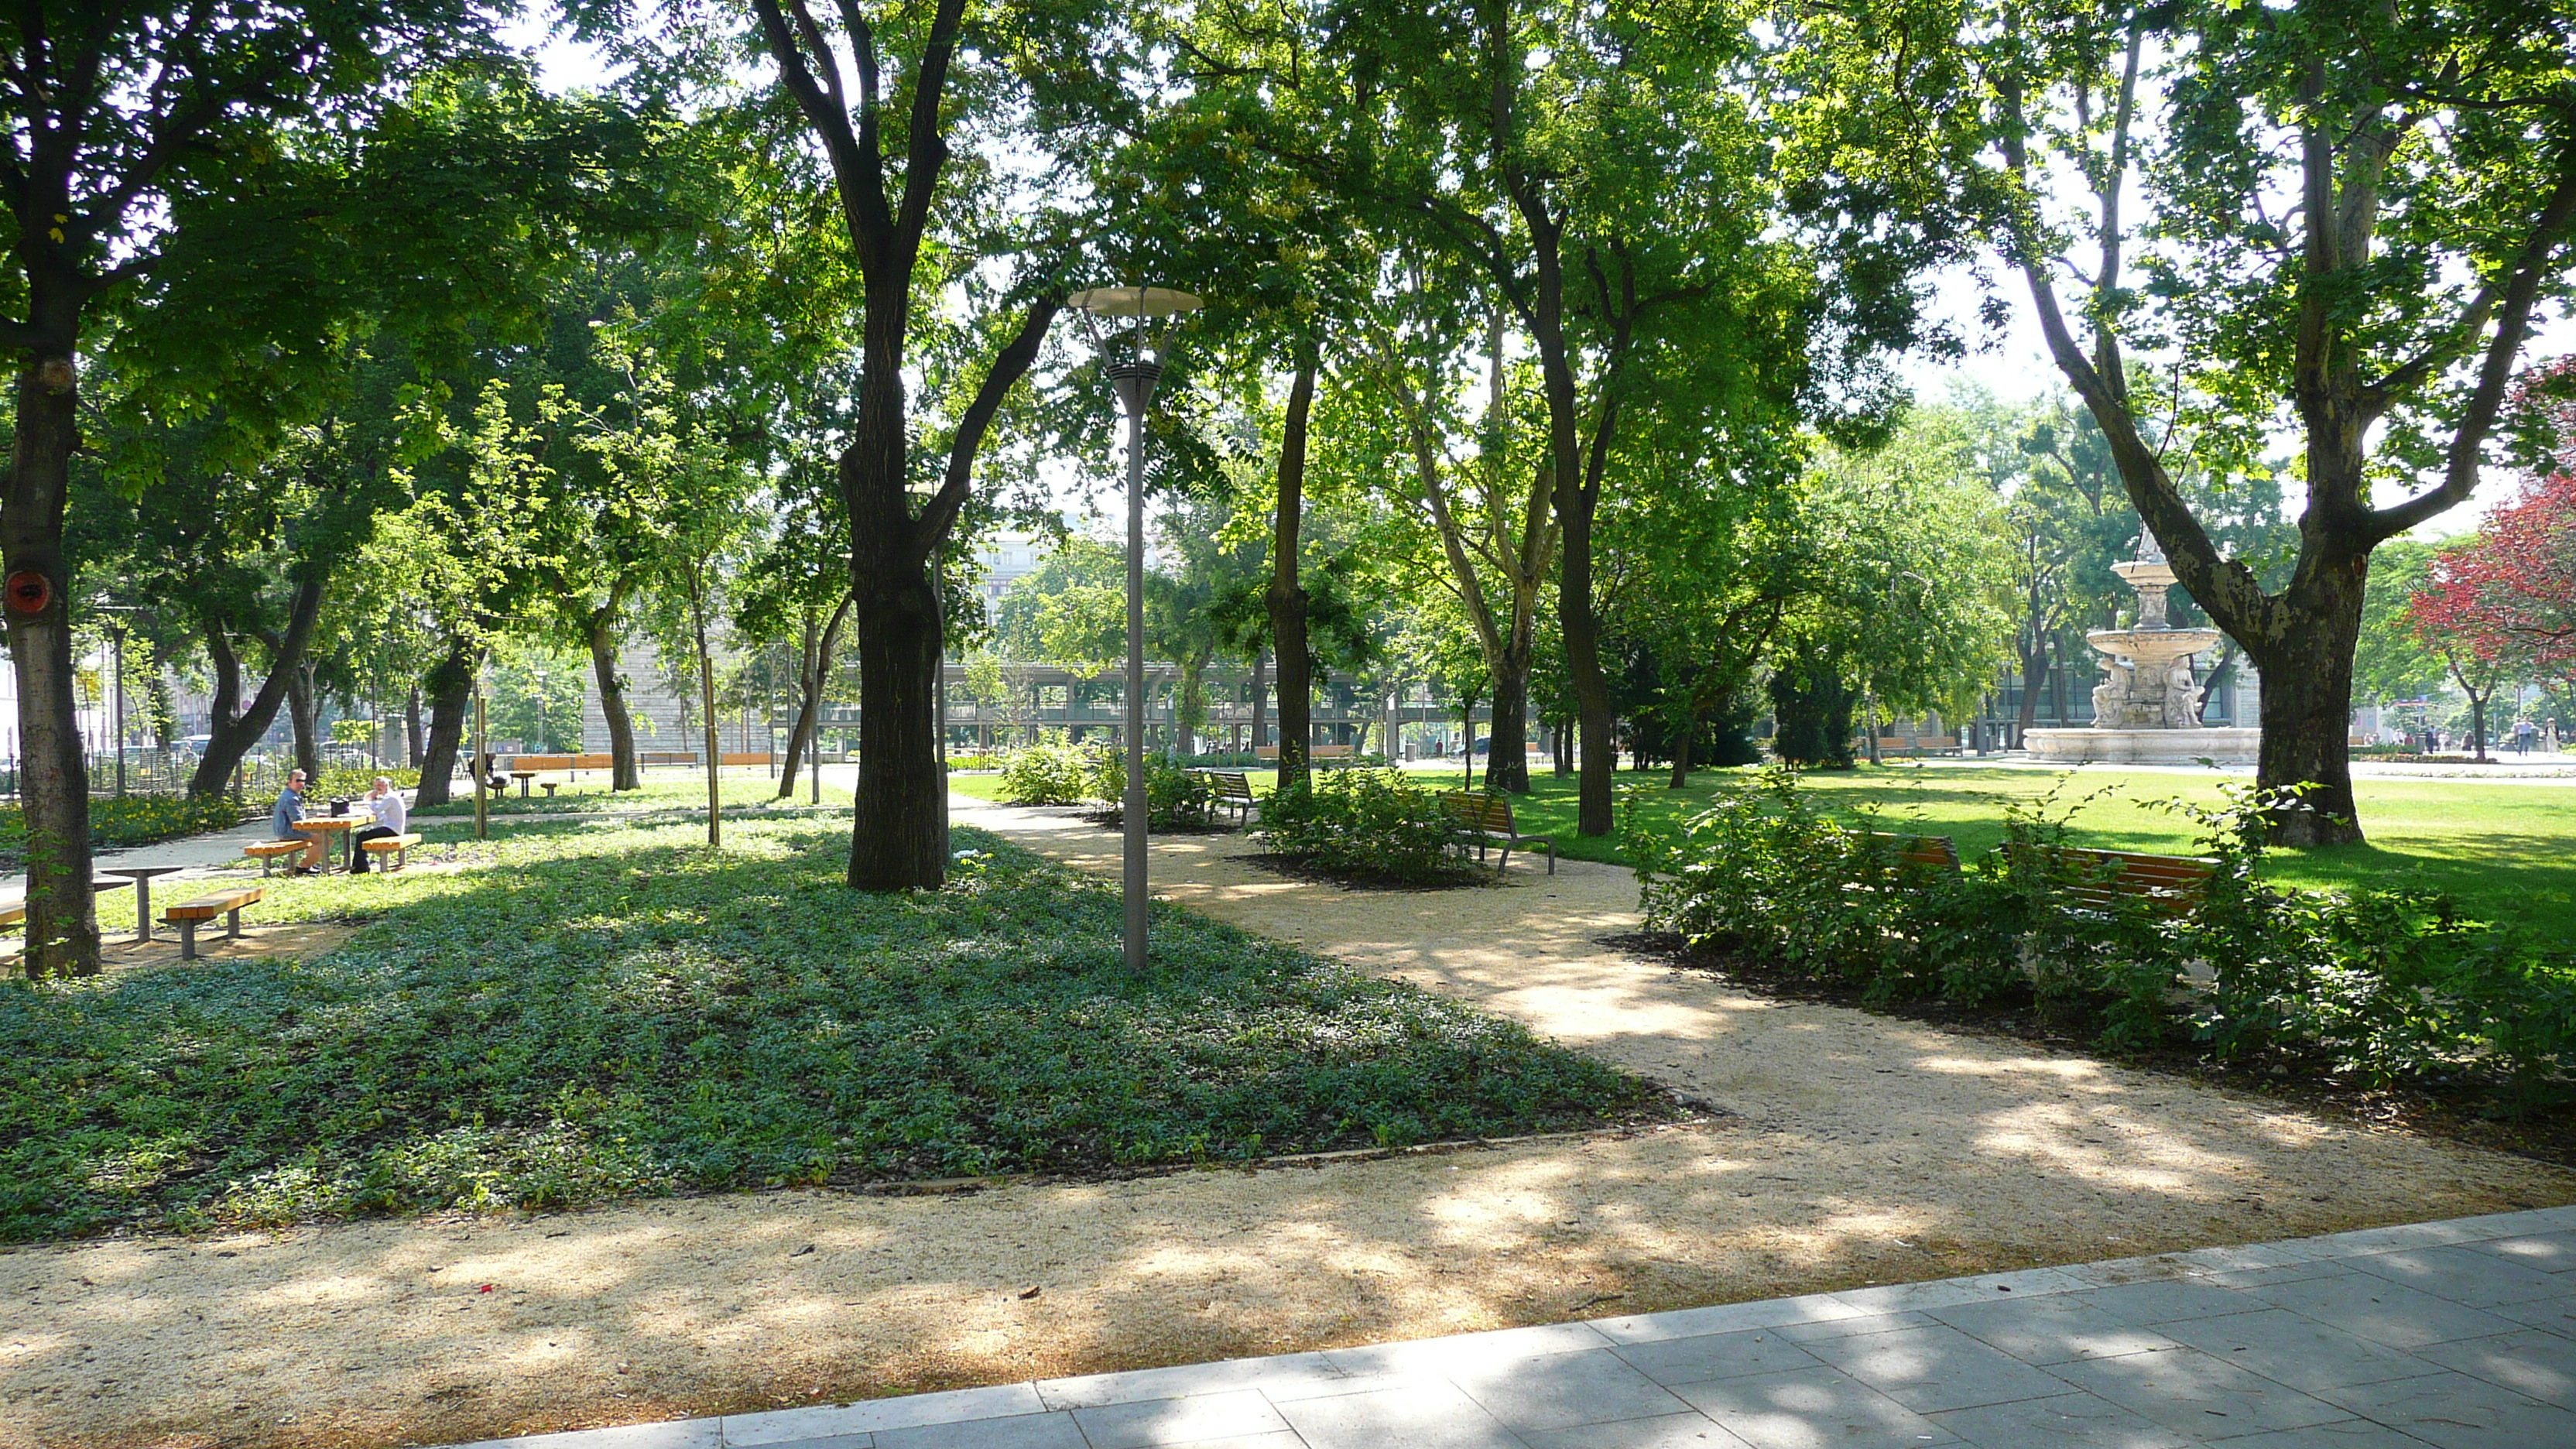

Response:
(1255, 769), (1471, 884)
(1090, 752), (1219, 830)
(998, 741), (1099, 806)
(0, 793), (248, 873)
(1627, 768), (2576, 1108)
(313, 765), (420, 801)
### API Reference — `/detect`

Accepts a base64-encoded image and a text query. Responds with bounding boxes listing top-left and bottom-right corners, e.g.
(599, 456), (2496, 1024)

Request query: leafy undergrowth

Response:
(0, 819), (1666, 1242)
(0, 794), (248, 873)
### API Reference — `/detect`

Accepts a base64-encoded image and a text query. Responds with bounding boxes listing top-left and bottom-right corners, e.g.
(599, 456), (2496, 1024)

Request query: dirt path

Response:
(3, 799), (2567, 1449)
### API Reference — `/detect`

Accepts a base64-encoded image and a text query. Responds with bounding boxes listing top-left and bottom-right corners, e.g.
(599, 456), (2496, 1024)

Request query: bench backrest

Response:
(2002, 843), (2216, 916)
(1442, 791), (1516, 834)
(1208, 771), (1254, 800)
(1865, 831), (1960, 873)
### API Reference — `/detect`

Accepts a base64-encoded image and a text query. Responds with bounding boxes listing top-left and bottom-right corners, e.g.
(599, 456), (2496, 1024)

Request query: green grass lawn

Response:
(954, 762), (2576, 944)
(412, 766), (848, 817)
(0, 814), (1660, 1242)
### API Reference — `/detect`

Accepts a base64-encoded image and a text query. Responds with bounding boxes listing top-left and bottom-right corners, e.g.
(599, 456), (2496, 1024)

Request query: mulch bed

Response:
(1607, 929), (2576, 1173)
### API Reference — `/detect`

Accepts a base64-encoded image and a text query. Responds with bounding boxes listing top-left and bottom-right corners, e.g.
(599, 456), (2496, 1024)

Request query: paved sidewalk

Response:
(459, 1206), (2576, 1449)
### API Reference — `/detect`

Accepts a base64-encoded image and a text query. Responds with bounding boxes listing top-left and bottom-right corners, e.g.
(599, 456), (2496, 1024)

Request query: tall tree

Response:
(738, 0), (1110, 889)
(1234, 0), (1972, 834)
(1981, 0), (2576, 841)
(0, 0), (488, 974)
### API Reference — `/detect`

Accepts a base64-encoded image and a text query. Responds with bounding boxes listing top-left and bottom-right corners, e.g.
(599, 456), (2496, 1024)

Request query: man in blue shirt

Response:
(272, 769), (319, 873)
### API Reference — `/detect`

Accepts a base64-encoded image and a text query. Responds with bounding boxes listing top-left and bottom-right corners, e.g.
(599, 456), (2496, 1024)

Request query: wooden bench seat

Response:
(244, 840), (309, 875)
(164, 886), (262, 961)
(1442, 791), (1554, 875)
(0, 878), (131, 929)
(2002, 843), (2215, 918)
(1200, 770), (1256, 827)
(359, 832), (423, 871)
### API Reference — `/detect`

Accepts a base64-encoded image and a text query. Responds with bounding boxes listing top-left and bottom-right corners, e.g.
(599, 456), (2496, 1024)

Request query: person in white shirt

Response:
(351, 776), (409, 872)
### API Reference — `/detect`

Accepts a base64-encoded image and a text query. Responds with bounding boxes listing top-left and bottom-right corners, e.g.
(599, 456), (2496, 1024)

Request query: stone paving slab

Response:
(449, 1204), (2576, 1449)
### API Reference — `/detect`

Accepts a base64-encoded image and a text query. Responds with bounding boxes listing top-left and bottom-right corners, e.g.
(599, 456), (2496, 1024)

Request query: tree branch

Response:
(2369, 135), (2576, 543)
(916, 293), (1061, 548)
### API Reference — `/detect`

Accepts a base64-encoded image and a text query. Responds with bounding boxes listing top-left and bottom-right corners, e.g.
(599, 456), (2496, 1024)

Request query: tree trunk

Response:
(779, 594), (852, 798)
(405, 687), (424, 767)
(2244, 569), (2366, 844)
(4, 344), (94, 977)
(1485, 646), (1533, 793)
(846, 564), (947, 889)
(1556, 502), (1615, 834)
(414, 639), (475, 807)
(287, 658), (321, 786)
(2016, 642), (2048, 741)
(1668, 704), (1697, 788)
(1267, 337), (1319, 792)
(1248, 652), (1269, 760)
(1553, 718), (1572, 776)
(186, 577), (327, 797)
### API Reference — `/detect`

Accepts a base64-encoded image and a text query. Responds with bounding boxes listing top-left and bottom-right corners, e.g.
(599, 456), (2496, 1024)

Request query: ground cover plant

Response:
(0, 817), (1662, 1241)
(0, 795), (246, 873)
(1628, 769), (2576, 1111)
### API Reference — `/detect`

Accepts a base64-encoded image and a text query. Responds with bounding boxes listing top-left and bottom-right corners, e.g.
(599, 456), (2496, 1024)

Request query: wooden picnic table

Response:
(512, 770), (539, 797)
(98, 865), (186, 944)
(289, 816), (358, 873)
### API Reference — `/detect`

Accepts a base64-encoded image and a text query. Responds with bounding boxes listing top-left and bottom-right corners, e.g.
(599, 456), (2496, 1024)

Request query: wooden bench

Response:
(1866, 831), (1961, 875)
(0, 878), (131, 928)
(359, 832), (423, 871)
(1201, 770), (1255, 827)
(2002, 844), (2216, 918)
(164, 886), (262, 961)
(244, 840), (309, 875)
(1252, 744), (1355, 762)
(541, 781), (560, 797)
(1871, 735), (1963, 757)
(1441, 791), (1555, 875)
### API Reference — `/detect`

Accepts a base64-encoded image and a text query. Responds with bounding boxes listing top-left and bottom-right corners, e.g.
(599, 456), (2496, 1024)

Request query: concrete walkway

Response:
(456, 1205), (2576, 1449)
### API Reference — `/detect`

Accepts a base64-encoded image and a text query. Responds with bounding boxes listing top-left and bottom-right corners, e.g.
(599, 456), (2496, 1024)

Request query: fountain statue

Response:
(2024, 529), (2263, 766)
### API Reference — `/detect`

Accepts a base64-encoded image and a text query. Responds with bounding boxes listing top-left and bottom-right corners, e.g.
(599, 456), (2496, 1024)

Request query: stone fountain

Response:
(2025, 530), (2263, 766)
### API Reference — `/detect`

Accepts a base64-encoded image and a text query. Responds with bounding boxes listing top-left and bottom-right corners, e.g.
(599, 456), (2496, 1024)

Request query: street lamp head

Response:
(1067, 286), (1204, 413)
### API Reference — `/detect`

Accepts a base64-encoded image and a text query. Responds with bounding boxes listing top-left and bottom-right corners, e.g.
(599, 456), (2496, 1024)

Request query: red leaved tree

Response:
(2406, 469), (2576, 758)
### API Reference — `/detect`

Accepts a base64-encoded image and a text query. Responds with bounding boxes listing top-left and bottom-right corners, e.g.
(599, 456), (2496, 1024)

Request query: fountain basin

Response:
(2025, 724), (2262, 766)
(2087, 627), (2221, 664)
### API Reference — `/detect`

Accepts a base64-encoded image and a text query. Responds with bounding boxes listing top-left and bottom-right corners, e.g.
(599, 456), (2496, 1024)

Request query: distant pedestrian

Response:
(2515, 718), (2537, 755)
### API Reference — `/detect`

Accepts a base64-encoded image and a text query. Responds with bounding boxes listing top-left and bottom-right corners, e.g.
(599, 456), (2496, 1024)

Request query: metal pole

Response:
(473, 691), (488, 841)
(110, 625), (126, 798)
(1113, 361), (1157, 971)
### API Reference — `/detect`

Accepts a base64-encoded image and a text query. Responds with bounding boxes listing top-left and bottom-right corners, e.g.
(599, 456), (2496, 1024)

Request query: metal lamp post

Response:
(1067, 285), (1203, 971)
(98, 610), (132, 797)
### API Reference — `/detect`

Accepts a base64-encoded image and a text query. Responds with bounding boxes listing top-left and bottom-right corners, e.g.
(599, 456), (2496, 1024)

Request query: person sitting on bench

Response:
(351, 776), (409, 872)
(272, 769), (322, 873)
